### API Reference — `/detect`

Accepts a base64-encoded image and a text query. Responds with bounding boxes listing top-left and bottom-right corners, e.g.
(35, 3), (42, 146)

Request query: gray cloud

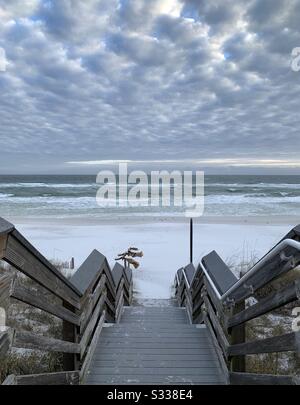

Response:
(0, 0), (300, 173)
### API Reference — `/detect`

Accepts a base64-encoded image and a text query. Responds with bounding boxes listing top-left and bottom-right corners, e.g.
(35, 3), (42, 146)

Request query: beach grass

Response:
(0, 261), (64, 383)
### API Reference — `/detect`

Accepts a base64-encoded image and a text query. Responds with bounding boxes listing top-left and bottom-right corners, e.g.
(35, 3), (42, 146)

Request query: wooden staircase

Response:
(1, 217), (300, 385)
(85, 301), (226, 385)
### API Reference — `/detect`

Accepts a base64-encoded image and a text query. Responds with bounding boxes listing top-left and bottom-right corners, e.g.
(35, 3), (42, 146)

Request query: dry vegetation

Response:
(229, 257), (300, 376)
(0, 261), (65, 383)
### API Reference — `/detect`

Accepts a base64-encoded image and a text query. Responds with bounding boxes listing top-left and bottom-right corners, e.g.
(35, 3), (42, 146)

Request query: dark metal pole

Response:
(190, 218), (193, 264)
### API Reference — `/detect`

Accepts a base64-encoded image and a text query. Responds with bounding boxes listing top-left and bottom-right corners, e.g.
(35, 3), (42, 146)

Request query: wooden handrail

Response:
(0, 217), (133, 385)
(175, 225), (300, 385)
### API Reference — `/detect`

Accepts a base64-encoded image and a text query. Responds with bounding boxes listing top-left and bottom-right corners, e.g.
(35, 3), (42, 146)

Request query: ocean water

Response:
(0, 175), (300, 219)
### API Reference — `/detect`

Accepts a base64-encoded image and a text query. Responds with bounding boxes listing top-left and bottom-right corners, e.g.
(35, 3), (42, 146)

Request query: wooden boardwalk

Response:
(1, 217), (300, 386)
(85, 302), (226, 385)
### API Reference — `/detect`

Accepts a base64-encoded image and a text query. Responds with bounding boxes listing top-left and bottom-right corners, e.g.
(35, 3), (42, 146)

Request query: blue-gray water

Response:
(0, 175), (300, 219)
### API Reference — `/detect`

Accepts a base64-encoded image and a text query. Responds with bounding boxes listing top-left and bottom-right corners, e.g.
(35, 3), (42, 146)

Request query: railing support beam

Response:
(62, 301), (79, 371)
(229, 271), (246, 372)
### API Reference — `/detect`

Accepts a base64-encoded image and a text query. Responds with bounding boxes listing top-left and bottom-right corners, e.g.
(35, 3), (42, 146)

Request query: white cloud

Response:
(0, 47), (7, 71)
(0, 0), (300, 172)
(0, 0), (39, 22)
(67, 159), (300, 168)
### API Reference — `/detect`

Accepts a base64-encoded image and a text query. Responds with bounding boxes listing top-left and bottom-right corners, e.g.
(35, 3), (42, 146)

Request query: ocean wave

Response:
(0, 193), (14, 198)
(1, 192), (300, 204)
(0, 181), (298, 191)
(0, 182), (96, 188)
(204, 194), (300, 204)
(206, 182), (300, 189)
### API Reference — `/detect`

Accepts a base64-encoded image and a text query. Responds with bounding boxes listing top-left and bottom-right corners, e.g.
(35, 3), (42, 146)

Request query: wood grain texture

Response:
(16, 371), (80, 385)
(4, 235), (81, 309)
(2, 374), (17, 385)
(10, 280), (80, 325)
(80, 291), (106, 357)
(230, 372), (299, 385)
(13, 330), (80, 354)
(85, 304), (227, 385)
(0, 274), (13, 306)
(227, 280), (300, 329)
(228, 331), (300, 356)
(0, 328), (14, 356)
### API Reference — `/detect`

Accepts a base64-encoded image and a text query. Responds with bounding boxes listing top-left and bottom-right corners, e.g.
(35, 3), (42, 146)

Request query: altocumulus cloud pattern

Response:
(0, 0), (300, 173)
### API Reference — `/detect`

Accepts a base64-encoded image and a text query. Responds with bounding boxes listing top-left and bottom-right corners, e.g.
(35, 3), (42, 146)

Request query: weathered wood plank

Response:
(86, 374), (225, 385)
(95, 347), (216, 355)
(10, 280), (80, 326)
(0, 274), (13, 306)
(80, 310), (106, 381)
(177, 282), (186, 307)
(204, 278), (224, 316)
(12, 229), (82, 296)
(191, 275), (204, 301)
(183, 264), (196, 286)
(71, 252), (115, 301)
(80, 291), (106, 357)
(92, 359), (220, 368)
(115, 279), (125, 308)
(124, 266), (132, 284)
(115, 295), (124, 323)
(90, 367), (222, 376)
(94, 341), (214, 349)
(230, 372), (299, 385)
(0, 218), (14, 236)
(202, 251), (237, 295)
(2, 374), (17, 385)
(0, 328), (14, 356)
(122, 277), (130, 293)
(105, 294), (115, 315)
(121, 313), (188, 320)
(229, 297), (246, 372)
(122, 288), (131, 307)
(98, 336), (210, 343)
(228, 331), (300, 356)
(227, 280), (300, 329)
(16, 371), (80, 385)
(192, 294), (204, 320)
(199, 315), (229, 383)
(111, 262), (124, 289)
(13, 330), (80, 354)
(87, 305), (227, 386)
(184, 292), (193, 324)
(4, 234), (81, 309)
(93, 353), (218, 361)
(71, 250), (106, 295)
(101, 330), (204, 337)
(190, 267), (204, 293)
(80, 274), (106, 331)
(203, 295), (229, 357)
(225, 246), (300, 304)
(0, 234), (8, 260)
(62, 300), (78, 371)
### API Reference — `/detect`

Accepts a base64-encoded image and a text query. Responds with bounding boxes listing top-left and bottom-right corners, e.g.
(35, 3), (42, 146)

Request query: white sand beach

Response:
(12, 216), (299, 300)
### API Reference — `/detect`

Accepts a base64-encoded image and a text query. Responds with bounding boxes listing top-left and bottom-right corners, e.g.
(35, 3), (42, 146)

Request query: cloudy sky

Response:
(0, 0), (300, 174)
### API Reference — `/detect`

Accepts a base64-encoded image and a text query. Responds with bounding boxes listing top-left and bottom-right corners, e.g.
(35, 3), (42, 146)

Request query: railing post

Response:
(62, 301), (79, 371)
(229, 270), (246, 372)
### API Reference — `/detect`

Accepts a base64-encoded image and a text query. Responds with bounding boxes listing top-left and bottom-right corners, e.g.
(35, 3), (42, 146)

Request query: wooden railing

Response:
(175, 225), (300, 385)
(0, 218), (133, 385)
